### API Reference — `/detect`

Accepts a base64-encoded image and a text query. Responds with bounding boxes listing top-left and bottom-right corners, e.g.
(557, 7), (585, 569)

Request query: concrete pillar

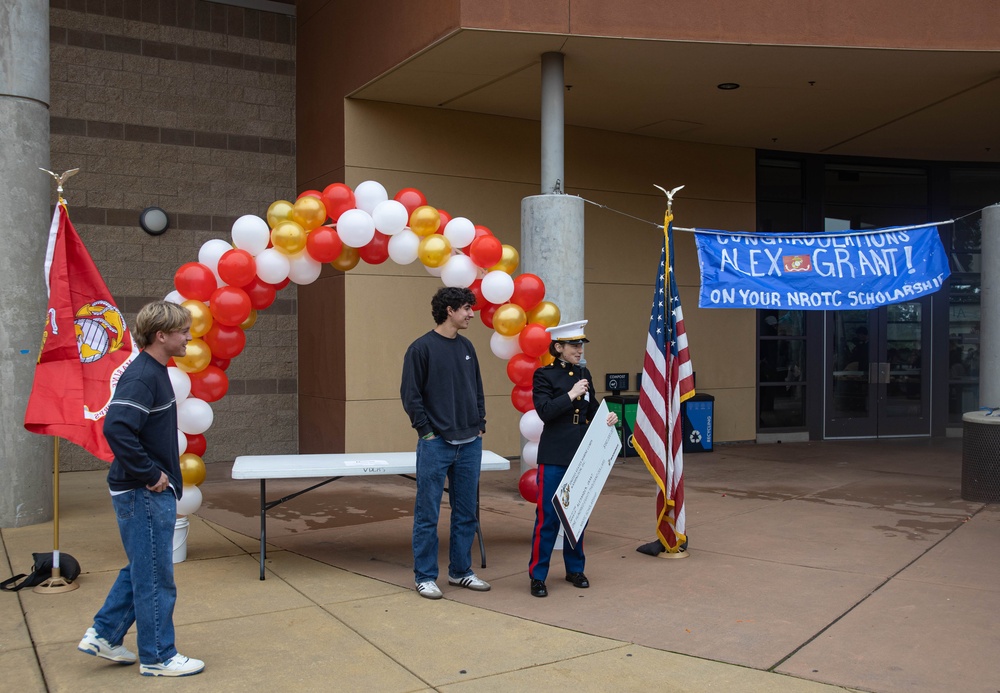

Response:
(979, 204), (1000, 408)
(0, 0), (54, 527)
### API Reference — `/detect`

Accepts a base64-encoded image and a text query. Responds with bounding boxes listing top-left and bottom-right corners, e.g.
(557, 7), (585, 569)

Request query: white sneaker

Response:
(140, 654), (205, 677)
(77, 627), (136, 664)
(448, 573), (491, 591)
(415, 580), (443, 599)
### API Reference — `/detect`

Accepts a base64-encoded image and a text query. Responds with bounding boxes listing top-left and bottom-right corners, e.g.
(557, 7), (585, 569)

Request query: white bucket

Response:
(172, 516), (189, 564)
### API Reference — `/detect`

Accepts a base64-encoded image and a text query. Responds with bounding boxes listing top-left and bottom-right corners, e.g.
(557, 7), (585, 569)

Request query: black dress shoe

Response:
(565, 572), (590, 588)
(530, 579), (548, 597)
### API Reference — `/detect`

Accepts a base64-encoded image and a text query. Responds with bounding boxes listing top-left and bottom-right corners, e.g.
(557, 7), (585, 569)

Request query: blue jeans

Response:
(92, 488), (178, 665)
(412, 436), (482, 584)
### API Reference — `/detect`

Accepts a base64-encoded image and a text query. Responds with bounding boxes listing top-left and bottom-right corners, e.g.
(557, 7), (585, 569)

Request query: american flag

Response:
(633, 213), (695, 553)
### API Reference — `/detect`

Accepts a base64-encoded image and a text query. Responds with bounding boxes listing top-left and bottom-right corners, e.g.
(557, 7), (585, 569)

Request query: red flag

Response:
(24, 204), (137, 461)
(633, 213), (694, 552)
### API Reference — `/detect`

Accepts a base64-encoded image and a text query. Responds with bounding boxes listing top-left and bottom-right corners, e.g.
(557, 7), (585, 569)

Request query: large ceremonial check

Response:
(551, 399), (623, 549)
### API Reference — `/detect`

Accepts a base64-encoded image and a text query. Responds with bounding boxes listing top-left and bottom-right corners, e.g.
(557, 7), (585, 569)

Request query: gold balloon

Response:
(266, 199), (294, 228)
(539, 352), (555, 366)
(489, 244), (520, 274)
(291, 195), (327, 231)
(179, 453), (206, 486)
(331, 245), (360, 272)
(270, 220), (307, 255)
(418, 234), (452, 268)
(240, 309), (258, 330)
(409, 205), (441, 237)
(173, 338), (211, 373)
(526, 300), (561, 328)
(182, 299), (213, 338)
(493, 303), (527, 337)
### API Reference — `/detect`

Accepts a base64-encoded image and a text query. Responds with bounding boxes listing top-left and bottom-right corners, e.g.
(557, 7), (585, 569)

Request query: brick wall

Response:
(49, 0), (298, 469)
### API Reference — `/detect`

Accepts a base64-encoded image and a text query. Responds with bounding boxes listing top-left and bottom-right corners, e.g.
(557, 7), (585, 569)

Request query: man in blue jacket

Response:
(401, 287), (489, 599)
(78, 301), (205, 677)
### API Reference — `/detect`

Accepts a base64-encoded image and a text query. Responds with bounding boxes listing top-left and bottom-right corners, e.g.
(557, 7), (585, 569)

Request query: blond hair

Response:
(134, 301), (190, 349)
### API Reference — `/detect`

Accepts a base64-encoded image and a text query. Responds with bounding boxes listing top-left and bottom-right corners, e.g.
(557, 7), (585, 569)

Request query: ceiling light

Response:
(717, 83), (740, 90)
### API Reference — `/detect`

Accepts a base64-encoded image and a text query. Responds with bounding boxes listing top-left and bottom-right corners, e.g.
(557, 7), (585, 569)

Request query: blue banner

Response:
(694, 226), (951, 310)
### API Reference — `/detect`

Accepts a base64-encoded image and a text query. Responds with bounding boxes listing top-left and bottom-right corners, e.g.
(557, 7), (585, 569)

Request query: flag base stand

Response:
(658, 549), (690, 559)
(33, 574), (79, 594)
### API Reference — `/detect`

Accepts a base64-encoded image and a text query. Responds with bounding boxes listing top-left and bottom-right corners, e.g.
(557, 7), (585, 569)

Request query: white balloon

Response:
(353, 180), (388, 214)
(164, 290), (186, 304)
(440, 254), (478, 288)
(521, 441), (539, 468)
(231, 215), (270, 256)
(255, 248), (290, 284)
(199, 239), (233, 283)
(177, 397), (214, 435)
(387, 229), (420, 265)
(336, 208), (376, 248)
(168, 367), (191, 402)
(424, 263), (444, 277)
(443, 217), (476, 249)
(176, 484), (203, 516)
(519, 410), (544, 443)
(177, 428), (188, 456)
(490, 331), (522, 360)
(287, 251), (323, 284)
(371, 199), (409, 236)
(481, 270), (515, 304)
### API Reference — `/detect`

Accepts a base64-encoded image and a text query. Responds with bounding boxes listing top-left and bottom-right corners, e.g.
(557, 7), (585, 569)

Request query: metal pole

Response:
(980, 204), (1000, 408)
(540, 52), (565, 195)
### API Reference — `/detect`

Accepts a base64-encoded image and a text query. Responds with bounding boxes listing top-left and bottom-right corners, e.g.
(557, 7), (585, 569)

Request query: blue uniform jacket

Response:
(532, 360), (601, 467)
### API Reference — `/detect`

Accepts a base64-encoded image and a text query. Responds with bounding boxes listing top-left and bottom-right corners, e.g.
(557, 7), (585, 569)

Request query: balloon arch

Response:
(167, 181), (553, 515)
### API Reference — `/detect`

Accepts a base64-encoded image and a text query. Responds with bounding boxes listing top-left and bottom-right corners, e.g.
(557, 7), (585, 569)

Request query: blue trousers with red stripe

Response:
(528, 463), (585, 581)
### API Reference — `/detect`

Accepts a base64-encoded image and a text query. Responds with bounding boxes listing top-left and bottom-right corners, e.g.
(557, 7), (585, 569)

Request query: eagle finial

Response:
(40, 168), (80, 203)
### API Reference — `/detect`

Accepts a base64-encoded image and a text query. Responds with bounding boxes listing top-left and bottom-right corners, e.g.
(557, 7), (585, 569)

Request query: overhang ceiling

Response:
(351, 30), (1000, 162)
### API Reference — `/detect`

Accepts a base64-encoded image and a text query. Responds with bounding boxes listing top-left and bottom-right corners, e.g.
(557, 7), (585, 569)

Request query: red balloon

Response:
(518, 469), (539, 504)
(480, 303), (498, 329)
(358, 231), (391, 264)
(511, 384), (534, 413)
(273, 277), (290, 291)
(297, 189), (322, 200)
(518, 323), (551, 358)
(188, 365), (229, 402)
(210, 356), (230, 371)
(174, 262), (217, 302)
(217, 249), (257, 288)
(469, 279), (487, 311)
(434, 209), (452, 234)
(322, 183), (356, 221)
(306, 225), (343, 263)
(241, 276), (277, 310)
(506, 353), (539, 387)
(469, 235), (503, 268)
(209, 286), (251, 327)
(185, 433), (207, 457)
(204, 323), (246, 360)
(473, 225), (493, 241)
(393, 187), (427, 216)
(511, 273), (545, 312)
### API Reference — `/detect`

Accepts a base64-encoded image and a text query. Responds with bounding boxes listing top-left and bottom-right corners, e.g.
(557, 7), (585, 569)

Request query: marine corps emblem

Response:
(74, 300), (128, 363)
(560, 483), (571, 508)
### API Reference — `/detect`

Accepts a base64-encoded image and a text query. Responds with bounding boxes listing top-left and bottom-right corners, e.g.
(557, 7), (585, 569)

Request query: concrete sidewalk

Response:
(2, 438), (997, 692)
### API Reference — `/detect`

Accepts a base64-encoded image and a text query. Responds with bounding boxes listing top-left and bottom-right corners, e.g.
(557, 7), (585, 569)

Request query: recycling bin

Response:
(682, 393), (714, 453)
(605, 395), (639, 458)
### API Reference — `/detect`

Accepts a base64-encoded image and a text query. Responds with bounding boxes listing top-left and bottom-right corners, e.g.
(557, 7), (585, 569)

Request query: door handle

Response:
(869, 362), (890, 384)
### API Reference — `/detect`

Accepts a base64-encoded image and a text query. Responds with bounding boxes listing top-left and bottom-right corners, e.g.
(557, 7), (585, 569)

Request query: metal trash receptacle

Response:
(682, 393), (714, 453)
(605, 395), (639, 458)
(961, 411), (1000, 503)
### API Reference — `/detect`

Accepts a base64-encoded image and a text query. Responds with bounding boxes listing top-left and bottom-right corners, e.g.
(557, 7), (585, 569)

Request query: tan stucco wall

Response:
(305, 100), (755, 457)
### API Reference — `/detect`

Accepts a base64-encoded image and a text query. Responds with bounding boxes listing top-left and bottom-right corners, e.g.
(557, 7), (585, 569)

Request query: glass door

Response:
(825, 299), (932, 437)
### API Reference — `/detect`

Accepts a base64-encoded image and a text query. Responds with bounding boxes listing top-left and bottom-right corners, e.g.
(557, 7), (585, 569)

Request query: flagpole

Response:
(34, 437), (78, 593)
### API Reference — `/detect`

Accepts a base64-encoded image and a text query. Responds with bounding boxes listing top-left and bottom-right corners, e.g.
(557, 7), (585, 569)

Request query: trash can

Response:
(605, 395), (639, 458)
(682, 393), (714, 453)
(961, 411), (1000, 503)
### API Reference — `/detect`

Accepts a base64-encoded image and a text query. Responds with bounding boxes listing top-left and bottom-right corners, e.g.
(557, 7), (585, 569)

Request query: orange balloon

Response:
(179, 453), (206, 486)
(539, 351), (555, 366)
(418, 234), (452, 268)
(409, 205), (441, 237)
(526, 300), (561, 328)
(270, 220), (307, 255)
(489, 244), (520, 274)
(173, 338), (211, 373)
(266, 199), (294, 228)
(493, 303), (527, 336)
(331, 245), (360, 271)
(291, 195), (328, 231)
(182, 299), (213, 338)
(240, 308), (258, 330)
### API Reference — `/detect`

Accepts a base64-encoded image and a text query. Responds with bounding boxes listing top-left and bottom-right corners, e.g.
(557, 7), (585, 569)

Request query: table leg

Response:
(476, 483), (486, 568)
(259, 479), (266, 581)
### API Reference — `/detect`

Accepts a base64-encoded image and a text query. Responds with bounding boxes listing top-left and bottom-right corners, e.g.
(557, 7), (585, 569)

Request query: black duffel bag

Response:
(1, 552), (81, 592)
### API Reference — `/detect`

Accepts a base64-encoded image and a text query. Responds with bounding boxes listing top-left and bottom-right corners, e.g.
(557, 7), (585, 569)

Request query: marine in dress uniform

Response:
(527, 320), (618, 597)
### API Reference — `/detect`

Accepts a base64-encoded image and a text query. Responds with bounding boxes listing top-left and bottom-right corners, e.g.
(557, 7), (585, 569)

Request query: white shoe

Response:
(77, 627), (136, 664)
(415, 580), (443, 599)
(140, 653), (205, 677)
(448, 573), (491, 591)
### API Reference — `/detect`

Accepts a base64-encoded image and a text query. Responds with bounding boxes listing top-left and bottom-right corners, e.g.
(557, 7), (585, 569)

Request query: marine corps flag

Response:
(24, 203), (137, 461)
